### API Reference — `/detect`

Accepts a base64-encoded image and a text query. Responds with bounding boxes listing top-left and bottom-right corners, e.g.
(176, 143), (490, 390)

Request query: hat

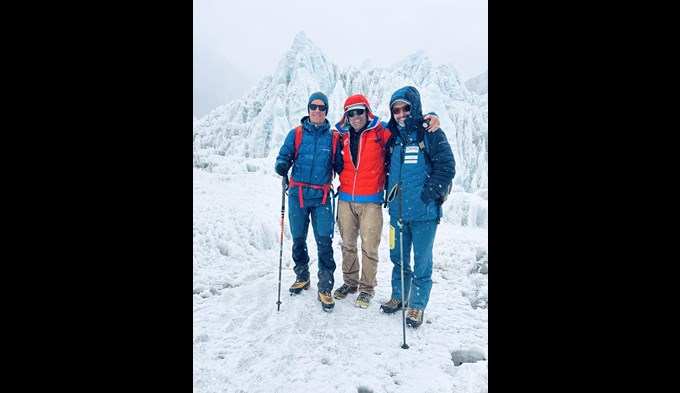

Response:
(338, 94), (375, 130)
(308, 91), (329, 112)
(390, 98), (412, 108)
(345, 103), (366, 112)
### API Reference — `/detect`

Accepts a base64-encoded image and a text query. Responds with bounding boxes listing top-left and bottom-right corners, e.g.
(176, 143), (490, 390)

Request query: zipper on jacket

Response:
(351, 130), (366, 201)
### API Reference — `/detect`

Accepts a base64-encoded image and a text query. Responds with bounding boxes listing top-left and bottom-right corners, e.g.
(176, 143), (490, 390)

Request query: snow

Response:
(193, 33), (488, 392)
(193, 160), (488, 392)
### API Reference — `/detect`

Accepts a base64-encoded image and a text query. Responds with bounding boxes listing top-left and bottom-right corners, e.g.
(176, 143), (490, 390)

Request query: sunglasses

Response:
(347, 109), (365, 118)
(391, 104), (411, 115)
(308, 104), (327, 112)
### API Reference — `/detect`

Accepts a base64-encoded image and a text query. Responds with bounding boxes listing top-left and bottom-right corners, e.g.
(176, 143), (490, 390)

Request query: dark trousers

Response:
(288, 196), (336, 293)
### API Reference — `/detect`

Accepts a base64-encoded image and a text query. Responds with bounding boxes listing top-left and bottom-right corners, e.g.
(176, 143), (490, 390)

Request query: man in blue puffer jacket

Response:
(274, 91), (343, 312)
(379, 86), (456, 328)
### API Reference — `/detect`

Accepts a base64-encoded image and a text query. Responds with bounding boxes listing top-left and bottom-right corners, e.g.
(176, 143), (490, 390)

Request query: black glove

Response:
(276, 163), (288, 177)
(421, 191), (432, 205)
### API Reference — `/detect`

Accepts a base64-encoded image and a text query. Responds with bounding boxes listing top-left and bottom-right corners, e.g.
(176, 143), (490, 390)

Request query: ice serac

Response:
(465, 70), (488, 96)
(394, 50), (433, 86)
(194, 32), (488, 227)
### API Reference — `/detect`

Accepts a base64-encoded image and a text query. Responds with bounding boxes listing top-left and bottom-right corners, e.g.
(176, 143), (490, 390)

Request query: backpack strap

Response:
(417, 127), (432, 166)
(383, 131), (398, 207)
(290, 126), (339, 211)
(374, 127), (386, 152)
(294, 125), (303, 160)
(384, 131), (397, 160)
(331, 129), (340, 166)
(296, 125), (340, 167)
(288, 180), (332, 207)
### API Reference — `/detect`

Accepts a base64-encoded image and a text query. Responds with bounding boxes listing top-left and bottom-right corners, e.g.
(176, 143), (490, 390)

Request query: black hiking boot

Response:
(380, 298), (407, 314)
(354, 292), (373, 308)
(333, 284), (358, 300)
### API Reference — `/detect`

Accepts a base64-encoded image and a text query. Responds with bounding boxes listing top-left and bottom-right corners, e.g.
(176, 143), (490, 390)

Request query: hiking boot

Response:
(354, 292), (373, 308)
(333, 284), (358, 300)
(289, 279), (310, 295)
(380, 298), (406, 314)
(406, 308), (424, 328)
(317, 291), (335, 312)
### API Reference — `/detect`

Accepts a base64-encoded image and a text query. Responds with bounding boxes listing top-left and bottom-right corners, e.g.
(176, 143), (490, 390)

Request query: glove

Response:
(275, 163), (288, 177)
(421, 190), (434, 205)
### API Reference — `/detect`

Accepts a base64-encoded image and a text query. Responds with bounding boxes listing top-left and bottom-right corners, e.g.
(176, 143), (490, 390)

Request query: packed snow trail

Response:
(193, 166), (488, 393)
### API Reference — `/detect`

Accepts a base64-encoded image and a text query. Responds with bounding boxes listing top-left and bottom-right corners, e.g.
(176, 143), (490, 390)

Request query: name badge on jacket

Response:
(404, 146), (419, 164)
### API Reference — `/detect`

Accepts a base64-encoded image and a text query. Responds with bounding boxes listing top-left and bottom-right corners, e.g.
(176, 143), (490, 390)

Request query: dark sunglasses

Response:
(392, 105), (411, 115)
(347, 109), (365, 118)
(308, 104), (327, 112)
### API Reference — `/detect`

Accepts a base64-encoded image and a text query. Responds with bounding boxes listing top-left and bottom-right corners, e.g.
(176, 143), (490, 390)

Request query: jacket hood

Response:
(389, 86), (422, 117)
(337, 94), (375, 132)
(388, 86), (423, 130)
(335, 116), (380, 135)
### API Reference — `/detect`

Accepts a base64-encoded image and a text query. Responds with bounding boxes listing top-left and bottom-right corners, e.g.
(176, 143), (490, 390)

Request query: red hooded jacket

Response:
(335, 94), (391, 203)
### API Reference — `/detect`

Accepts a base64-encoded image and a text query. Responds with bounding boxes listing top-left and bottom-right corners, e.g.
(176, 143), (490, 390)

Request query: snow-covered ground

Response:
(193, 160), (488, 393)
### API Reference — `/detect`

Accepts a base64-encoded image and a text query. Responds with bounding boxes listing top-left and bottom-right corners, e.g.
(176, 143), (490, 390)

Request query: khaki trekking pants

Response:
(336, 200), (383, 294)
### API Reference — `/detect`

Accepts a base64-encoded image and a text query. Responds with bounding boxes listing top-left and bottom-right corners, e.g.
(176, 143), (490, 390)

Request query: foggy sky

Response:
(193, 0), (488, 100)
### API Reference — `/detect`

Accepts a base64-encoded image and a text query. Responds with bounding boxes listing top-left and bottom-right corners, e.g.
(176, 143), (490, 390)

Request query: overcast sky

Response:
(193, 0), (488, 90)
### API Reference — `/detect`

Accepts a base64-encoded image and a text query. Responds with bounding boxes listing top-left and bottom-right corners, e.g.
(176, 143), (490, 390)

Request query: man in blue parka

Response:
(274, 91), (343, 312)
(379, 86), (456, 328)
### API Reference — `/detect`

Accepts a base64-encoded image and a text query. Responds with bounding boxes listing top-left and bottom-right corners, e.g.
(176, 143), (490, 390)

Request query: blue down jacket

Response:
(274, 116), (343, 204)
(385, 86), (455, 221)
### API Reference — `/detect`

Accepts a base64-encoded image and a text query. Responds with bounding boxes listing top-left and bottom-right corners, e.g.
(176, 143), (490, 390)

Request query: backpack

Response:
(294, 125), (340, 164)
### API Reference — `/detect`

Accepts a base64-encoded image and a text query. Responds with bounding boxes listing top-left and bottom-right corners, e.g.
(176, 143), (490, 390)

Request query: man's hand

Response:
(276, 163), (288, 177)
(424, 114), (440, 132)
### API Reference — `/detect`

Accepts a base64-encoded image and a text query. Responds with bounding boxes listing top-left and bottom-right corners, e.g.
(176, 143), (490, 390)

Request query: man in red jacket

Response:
(332, 94), (439, 308)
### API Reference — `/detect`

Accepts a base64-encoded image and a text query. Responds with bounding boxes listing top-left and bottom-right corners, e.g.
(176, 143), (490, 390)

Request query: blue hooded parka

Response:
(385, 86), (456, 221)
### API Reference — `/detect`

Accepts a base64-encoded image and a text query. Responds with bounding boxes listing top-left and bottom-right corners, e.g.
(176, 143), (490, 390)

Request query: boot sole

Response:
(379, 303), (408, 314)
(333, 292), (357, 300)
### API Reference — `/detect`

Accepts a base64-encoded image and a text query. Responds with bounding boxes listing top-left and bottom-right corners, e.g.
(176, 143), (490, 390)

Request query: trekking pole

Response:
(398, 180), (409, 349)
(276, 174), (288, 311)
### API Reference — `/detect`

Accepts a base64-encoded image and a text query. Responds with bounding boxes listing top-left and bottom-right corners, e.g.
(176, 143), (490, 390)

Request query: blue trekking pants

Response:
(388, 215), (438, 310)
(288, 196), (336, 293)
